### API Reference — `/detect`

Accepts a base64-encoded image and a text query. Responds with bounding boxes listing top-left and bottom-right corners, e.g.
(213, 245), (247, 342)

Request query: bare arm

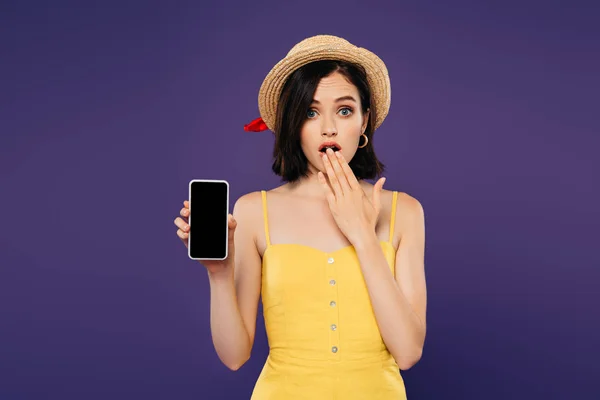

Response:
(206, 192), (262, 370)
(353, 194), (427, 370)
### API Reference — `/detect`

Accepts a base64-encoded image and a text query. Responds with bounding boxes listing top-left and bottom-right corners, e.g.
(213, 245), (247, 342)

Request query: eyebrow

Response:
(310, 95), (357, 104)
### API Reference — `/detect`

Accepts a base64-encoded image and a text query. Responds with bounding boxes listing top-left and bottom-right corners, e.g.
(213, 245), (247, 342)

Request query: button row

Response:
(327, 256), (338, 355)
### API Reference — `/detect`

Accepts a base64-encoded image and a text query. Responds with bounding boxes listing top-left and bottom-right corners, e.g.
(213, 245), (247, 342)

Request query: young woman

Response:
(174, 35), (427, 399)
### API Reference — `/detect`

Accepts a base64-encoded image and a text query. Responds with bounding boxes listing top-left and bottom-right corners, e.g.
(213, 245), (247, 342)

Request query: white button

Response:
(327, 257), (335, 264)
(331, 346), (338, 353)
(329, 279), (336, 286)
(330, 301), (336, 307)
(331, 324), (337, 331)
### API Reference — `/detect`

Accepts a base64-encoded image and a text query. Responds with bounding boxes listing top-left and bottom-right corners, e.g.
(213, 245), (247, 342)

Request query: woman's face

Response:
(300, 71), (369, 176)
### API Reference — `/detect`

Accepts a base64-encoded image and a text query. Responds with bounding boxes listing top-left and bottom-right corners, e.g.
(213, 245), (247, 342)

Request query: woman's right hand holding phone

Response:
(174, 200), (237, 275)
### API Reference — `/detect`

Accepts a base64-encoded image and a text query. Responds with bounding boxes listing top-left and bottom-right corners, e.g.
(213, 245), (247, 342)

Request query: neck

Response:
(286, 172), (325, 198)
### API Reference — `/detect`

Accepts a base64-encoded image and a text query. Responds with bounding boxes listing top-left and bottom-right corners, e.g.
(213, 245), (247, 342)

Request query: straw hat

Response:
(245, 34), (391, 133)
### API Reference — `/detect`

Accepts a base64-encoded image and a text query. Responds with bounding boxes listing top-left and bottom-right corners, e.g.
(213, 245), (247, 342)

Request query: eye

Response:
(307, 109), (317, 118)
(339, 107), (353, 117)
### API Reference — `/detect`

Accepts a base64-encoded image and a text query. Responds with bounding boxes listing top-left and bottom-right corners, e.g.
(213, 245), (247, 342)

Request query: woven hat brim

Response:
(258, 46), (391, 132)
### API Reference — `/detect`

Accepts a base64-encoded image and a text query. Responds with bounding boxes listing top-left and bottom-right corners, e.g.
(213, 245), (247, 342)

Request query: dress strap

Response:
(261, 190), (271, 247)
(389, 191), (398, 244)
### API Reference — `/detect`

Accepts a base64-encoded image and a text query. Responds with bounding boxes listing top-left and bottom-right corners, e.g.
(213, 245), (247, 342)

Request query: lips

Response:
(318, 141), (342, 152)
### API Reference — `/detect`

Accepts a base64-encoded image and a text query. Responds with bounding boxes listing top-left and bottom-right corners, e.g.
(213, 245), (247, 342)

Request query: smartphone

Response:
(188, 179), (229, 261)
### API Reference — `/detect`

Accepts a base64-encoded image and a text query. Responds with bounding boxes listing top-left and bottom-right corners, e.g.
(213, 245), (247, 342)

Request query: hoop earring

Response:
(358, 133), (369, 149)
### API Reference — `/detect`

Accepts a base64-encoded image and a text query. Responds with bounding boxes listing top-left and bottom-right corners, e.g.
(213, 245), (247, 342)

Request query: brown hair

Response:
(271, 60), (385, 182)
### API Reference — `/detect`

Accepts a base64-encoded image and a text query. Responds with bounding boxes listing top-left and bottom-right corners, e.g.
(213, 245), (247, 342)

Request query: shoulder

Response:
(395, 192), (424, 217)
(388, 190), (425, 237)
(233, 184), (295, 215)
(378, 189), (422, 212)
(234, 190), (264, 206)
(233, 191), (264, 217)
(232, 191), (266, 230)
(394, 192), (425, 237)
(232, 191), (266, 246)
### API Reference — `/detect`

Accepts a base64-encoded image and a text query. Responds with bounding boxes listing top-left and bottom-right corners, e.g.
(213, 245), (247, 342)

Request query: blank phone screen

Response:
(189, 180), (229, 260)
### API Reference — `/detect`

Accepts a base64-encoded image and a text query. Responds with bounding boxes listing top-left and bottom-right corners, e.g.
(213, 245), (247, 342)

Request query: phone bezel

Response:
(187, 179), (229, 261)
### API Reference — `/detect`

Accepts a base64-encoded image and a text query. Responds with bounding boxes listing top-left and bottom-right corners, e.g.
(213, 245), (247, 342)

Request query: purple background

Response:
(1, 1), (598, 399)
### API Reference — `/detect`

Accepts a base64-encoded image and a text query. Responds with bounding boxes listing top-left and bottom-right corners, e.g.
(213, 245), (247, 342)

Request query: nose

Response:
(321, 116), (337, 137)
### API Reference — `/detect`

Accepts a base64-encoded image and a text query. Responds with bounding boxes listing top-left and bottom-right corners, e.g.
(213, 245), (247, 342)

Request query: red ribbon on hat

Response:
(244, 117), (269, 132)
